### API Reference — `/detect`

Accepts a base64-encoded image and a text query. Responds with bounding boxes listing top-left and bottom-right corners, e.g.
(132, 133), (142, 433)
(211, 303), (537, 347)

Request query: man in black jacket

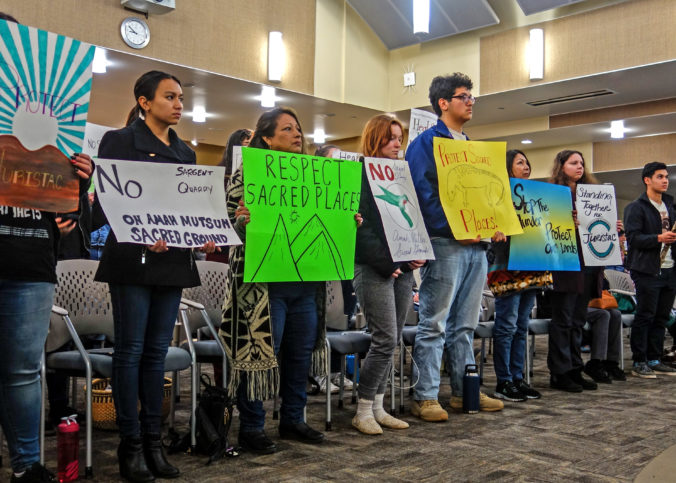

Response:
(624, 162), (676, 378)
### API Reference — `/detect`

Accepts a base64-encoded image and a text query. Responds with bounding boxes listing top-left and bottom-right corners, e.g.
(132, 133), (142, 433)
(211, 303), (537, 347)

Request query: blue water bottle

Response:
(463, 364), (480, 414)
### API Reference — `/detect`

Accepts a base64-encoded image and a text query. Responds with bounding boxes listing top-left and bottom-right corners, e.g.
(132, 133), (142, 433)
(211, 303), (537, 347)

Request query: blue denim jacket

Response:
(405, 119), (466, 239)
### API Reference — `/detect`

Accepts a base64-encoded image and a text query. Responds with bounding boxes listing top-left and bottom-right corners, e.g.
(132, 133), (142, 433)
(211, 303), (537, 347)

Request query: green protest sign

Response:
(242, 147), (362, 282)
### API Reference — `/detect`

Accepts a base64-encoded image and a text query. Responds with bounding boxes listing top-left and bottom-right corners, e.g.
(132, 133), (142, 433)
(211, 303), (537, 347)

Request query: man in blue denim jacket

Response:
(406, 73), (504, 421)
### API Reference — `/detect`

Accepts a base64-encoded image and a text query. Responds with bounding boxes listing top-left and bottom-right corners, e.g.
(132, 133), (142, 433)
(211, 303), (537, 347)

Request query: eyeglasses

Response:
(449, 94), (476, 104)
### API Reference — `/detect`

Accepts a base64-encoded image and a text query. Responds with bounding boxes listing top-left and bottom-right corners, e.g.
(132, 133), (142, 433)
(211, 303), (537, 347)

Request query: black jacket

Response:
(624, 191), (676, 276)
(354, 161), (411, 279)
(93, 119), (200, 288)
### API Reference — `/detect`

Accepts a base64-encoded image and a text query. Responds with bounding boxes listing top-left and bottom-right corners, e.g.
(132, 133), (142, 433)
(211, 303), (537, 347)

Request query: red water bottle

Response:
(57, 415), (79, 482)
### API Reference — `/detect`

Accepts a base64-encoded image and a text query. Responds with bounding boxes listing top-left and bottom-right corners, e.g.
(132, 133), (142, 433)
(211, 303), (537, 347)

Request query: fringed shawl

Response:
(219, 165), (327, 402)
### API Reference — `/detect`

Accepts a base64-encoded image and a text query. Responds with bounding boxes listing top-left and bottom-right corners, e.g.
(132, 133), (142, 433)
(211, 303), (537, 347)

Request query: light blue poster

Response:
(0, 19), (95, 211)
(507, 179), (580, 271)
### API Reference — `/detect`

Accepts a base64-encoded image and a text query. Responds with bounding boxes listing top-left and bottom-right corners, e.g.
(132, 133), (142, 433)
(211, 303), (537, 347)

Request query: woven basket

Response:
(86, 378), (172, 430)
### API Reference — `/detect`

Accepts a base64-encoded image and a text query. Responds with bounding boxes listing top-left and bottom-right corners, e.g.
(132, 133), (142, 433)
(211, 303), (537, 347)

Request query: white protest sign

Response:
(94, 159), (241, 248)
(363, 157), (434, 262)
(575, 183), (622, 266)
(407, 108), (437, 148)
(334, 149), (361, 161)
(232, 145), (243, 174)
(81, 123), (115, 158)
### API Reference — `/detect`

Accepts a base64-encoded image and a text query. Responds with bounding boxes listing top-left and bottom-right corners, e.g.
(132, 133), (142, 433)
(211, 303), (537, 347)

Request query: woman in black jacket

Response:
(94, 70), (215, 482)
(352, 114), (425, 435)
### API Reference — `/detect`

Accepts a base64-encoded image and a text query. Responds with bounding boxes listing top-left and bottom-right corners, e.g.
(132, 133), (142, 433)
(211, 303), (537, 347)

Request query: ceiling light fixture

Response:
(191, 139), (198, 146)
(313, 128), (326, 144)
(521, 139), (533, 144)
(413, 0), (430, 34)
(528, 28), (544, 81)
(92, 47), (109, 74)
(260, 86), (277, 108)
(268, 31), (285, 82)
(610, 120), (625, 139)
(192, 105), (206, 123)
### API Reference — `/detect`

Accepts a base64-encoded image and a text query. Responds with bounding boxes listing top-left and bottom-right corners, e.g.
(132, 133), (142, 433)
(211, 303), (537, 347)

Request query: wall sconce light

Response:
(192, 105), (206, 123)
(529, 28), (544, 81)
(610, 120), (625, 139)
(413, 0), (430, 34)
(260, 86), (277, 108)
(313, 128), (326, 144)
(268, 31), (284, 82)
(92, 47), (109, 74)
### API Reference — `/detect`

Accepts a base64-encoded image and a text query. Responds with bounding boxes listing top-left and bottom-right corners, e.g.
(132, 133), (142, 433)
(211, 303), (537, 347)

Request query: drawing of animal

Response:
(445, 165), (505, 208)
(374, 185), (414, 228)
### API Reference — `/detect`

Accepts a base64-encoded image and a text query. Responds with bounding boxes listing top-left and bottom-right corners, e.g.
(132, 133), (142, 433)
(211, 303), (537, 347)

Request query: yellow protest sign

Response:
(433, 138), (522, 239)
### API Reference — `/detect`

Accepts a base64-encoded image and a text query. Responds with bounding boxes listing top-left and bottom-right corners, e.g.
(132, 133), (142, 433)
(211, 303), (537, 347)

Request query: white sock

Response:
(372, 393), (388, 420)
(355, 398), (374, 420)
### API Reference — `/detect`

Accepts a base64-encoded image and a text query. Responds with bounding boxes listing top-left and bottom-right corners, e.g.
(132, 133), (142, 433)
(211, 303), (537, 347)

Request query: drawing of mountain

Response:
(295, 231), (343, 281)
(290, 214), (346, 279)
(250, 214), (302, 282)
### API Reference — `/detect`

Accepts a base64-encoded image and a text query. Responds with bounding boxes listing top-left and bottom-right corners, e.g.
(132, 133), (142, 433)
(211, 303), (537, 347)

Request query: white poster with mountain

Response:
(0, 19), (94, 212)
(363, 157), (434, 262)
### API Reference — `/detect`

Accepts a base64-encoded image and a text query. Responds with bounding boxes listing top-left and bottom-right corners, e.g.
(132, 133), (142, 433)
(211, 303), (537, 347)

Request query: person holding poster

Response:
(352, 114), (425, 434)
(487, 150), (550, 402)
(0, 11), (94, 483)
(406, 73), (504, 421)
(546, 150), (619, 392)
(93, 71), (215, 482)
(221, 107), (345, 454)
(624, 162), (676, 378)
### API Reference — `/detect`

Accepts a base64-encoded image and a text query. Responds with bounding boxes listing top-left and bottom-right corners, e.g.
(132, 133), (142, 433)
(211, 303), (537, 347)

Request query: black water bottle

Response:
(462, 364), (480, 414)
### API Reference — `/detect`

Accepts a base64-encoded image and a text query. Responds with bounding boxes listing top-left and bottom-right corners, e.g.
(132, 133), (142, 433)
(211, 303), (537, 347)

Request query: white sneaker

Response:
(317, 376), (339, 394)
(332, 373), (354, 390)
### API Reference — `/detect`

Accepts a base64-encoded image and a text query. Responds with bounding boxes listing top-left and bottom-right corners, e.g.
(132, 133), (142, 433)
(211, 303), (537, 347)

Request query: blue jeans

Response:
(493, 290), (536, 382)
(238, 282), (318, 432)
(110, 284), (182, 437)
(413, 239), (487, 399)
(0, 279), (54, 472)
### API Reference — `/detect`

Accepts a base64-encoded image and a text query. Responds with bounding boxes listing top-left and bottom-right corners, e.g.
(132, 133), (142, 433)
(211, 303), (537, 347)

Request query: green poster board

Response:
(242, 147), (362, 282)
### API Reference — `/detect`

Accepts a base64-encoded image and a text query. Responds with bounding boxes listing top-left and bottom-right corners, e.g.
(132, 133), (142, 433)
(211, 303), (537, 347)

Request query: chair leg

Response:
(399, 339), (405, 414)
(190, 365), (197, 452)
(338, 357), (345, 409)
(325, 339), (332, 431)
(352, 354), (359, 404)
(85, 373), (93, 478)
(390, 354), (395, 415)
(479, 338), (486, 385)
(169, 373), (176, 430)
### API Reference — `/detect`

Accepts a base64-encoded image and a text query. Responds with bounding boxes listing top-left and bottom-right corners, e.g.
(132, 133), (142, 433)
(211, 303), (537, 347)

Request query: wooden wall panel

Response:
(593, 134), (676, 172)
(0, 0), (316, 95)
(480, 0), (676, 94)
(551, 99), (676, 129)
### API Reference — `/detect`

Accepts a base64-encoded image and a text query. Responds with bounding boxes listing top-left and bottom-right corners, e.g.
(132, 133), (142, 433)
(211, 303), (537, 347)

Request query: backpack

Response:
(166, 375), (238, 464)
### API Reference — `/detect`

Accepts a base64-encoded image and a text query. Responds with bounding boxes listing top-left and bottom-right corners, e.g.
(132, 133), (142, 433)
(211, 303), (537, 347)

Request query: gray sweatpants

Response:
(353, 263), (414, 401)
(586, 307), (622, 362)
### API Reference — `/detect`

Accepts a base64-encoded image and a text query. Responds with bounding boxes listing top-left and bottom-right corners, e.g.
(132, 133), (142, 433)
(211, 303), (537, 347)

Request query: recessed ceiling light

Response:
(92, 47), (109, 74)
(610, 120), (626, 139)
(521, 139), (533, 144)
(259, 86), (278, 108)
(312, 128), (326, 144)
(192, 106), (206, 123)
(191, 139), (198, 146)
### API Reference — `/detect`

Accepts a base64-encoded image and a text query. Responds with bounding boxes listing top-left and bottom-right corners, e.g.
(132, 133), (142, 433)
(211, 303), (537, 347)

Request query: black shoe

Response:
(603, 360), (627, 381)
(584, 359), (612, 384)
(143, 433), (179, 479)
(279, 421), (325, 444)
(10, 462), (56, 482)
(493, 380), (527, 402)
(238, 430), (277, 454)
(549, 373), (583, 393)
(118, 437), (155, 482)
(568, 368), (598, 390)
(514, 379), (542, 399)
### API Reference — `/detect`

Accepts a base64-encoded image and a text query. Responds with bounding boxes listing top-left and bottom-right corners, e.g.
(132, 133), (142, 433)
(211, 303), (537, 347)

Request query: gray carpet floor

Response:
(3, 335), (676, 482)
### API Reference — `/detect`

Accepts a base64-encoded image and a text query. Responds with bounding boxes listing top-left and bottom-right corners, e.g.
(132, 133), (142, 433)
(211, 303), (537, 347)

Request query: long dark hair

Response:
(219, 128), (253, 176)
(506, 149), (530, 178)
(549, 149), (597, 186)
(249, 107), (306, 154)
(125, 70), (181, 127)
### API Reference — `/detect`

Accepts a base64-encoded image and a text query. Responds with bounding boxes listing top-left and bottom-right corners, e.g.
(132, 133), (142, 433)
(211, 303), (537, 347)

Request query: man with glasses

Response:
(406, 73), (504, 422)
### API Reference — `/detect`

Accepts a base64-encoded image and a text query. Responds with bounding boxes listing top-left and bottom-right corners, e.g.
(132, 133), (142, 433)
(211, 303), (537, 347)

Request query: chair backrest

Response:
(48, 259), (115, 351)
(182, 260), (229, 330)
(604, 269), (635, 293)
(326, 280), (347, 331)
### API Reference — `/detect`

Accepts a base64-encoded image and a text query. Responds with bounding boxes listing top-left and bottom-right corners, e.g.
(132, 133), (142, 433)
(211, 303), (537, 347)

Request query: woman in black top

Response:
(94, 70), (215, 482)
